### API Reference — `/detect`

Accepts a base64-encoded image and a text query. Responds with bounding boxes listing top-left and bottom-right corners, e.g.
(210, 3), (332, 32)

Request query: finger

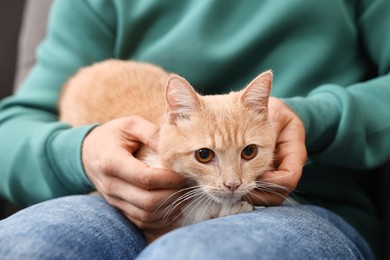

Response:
(246, 188), (289, 206)
(106, 195), (182, 224)
(272, 118), (306, 179)
(108, 153), (186, 189)
(106, 196), (181, 230)
(276, 129), (306, 160)
(117, 116), (160, 150)
(102, 176), (185, 212)
(247, 169), (300, 206)
(260, 170), (298, 190)
(273, 140), (306, 182)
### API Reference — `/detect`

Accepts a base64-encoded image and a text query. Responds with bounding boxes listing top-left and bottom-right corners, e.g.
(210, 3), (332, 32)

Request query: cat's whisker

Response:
(258, 173), (290, 182)
(253, 182), (297, 206)
(254, 183), (289, 197)
(154, 186), (197, 214)
(255, 180), (291, 193)
(247, 190), (271, 206)
(199, 193), (216, 223)
(243, 193), (255, 206)
(256, 182), (299, 206)
(169, 188), (204, 209)
(163, 209), (185, 227)
(161, 187), (204, 220)
(163, 187), (204, 220)
(159, 186), (197, 206)
(181, 193), (210, 226)
(284, 191), (299, 207)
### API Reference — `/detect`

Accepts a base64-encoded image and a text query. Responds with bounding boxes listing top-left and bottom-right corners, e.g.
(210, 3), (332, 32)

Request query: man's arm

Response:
(0, 0), (115, 205)
(283, 0), (390, 170)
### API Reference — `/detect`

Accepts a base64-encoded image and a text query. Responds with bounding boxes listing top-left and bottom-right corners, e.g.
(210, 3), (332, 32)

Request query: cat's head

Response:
(159, 71), (276, 203)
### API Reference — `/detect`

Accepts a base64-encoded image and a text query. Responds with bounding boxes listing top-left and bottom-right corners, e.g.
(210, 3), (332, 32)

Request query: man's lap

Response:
(0, 195), (374, 260)
(139, 205), (373, 259)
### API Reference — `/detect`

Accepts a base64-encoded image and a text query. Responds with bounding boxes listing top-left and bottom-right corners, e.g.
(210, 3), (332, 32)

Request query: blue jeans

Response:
(0, 195), (374, 259)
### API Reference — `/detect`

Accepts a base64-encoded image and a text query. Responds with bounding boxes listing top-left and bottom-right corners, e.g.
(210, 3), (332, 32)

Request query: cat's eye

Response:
(195, 148), (214, 163)
(241, 144), (257, 160)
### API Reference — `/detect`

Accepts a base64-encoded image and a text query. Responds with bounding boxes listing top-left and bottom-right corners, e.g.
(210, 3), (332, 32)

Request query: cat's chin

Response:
(210, 193), (242, 205)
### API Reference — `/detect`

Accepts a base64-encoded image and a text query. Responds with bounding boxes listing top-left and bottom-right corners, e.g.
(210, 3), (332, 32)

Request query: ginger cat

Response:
(59, 60), (276, 230)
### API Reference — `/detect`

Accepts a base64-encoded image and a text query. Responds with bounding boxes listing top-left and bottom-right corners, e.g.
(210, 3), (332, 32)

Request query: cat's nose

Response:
(224, 181), (241, 192)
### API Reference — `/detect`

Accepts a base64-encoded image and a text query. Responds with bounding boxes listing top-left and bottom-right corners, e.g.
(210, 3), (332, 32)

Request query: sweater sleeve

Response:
(283, 0), (390, 170)
(0, 0), (116, 205)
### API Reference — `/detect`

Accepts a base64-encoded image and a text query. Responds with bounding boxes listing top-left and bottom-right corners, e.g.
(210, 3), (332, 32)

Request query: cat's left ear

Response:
(240, 70), (272, 112)
(165, 74), (201, 123)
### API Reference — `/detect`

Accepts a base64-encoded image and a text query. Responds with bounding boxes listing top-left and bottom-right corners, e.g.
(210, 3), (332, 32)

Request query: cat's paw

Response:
(217, 201), (254, 217)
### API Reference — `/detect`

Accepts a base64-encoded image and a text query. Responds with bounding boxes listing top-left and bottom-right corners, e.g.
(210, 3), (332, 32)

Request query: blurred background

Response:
(0, 1), (25, 100)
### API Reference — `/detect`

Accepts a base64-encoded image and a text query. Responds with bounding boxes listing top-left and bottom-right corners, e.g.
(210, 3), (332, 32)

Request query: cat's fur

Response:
(59, 60), (276, 227)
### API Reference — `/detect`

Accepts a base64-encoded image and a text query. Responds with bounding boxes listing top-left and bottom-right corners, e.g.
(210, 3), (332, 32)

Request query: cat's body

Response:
(59, 60), (276, 228)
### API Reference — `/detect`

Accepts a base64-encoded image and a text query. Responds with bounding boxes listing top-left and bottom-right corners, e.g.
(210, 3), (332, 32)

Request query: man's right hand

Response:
(81, 116), (186, 241)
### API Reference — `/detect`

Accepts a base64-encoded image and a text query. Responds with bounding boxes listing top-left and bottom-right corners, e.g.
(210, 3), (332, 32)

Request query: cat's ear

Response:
(240, 70), (272, 112)
(165, 74), (201, 123)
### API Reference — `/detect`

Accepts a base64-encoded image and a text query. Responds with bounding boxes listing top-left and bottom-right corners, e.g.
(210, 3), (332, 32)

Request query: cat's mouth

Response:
(183, 178), (249, 204)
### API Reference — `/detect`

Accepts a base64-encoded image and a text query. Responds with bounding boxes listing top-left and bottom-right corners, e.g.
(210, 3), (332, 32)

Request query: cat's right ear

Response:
(240, 70), (272, 112)
(165, 74), (201, 123)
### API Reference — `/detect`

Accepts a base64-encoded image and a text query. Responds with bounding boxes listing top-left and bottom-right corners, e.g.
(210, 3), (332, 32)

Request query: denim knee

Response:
(138, 206), (373, 260)
(0, 195), (147, 260)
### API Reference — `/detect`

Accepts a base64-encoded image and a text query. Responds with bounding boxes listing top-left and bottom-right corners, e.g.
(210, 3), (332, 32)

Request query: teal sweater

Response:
(1, 0), (390, 254)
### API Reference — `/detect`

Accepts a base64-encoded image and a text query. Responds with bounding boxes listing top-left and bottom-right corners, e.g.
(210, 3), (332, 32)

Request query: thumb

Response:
(118, 116), (161, 151)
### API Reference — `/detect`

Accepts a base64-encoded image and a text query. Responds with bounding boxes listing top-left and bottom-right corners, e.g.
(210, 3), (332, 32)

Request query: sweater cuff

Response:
(281, 85), (342, 153)
(47, 124), (98, 193)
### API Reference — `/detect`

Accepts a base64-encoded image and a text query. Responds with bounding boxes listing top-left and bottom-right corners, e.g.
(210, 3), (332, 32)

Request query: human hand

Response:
(82, 116), (186, 241)
(247, 97), (307, 206)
